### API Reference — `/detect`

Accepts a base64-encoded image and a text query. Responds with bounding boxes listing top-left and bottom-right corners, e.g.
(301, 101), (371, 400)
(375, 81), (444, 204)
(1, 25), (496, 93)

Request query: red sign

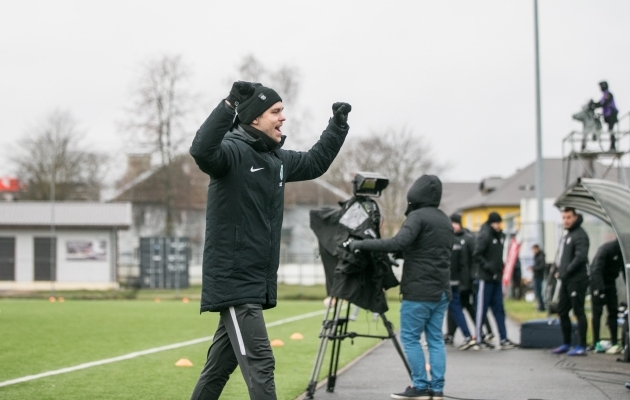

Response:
(0, 177), (22, 192)
(502, 237), (521, 293)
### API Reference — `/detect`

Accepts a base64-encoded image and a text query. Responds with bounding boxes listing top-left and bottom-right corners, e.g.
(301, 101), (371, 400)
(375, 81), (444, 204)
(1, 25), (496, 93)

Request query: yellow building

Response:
(456, 159), (564, 233)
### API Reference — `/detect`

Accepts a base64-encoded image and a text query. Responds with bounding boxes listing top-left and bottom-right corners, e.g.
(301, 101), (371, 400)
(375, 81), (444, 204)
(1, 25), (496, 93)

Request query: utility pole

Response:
(534, 0), (545, 248)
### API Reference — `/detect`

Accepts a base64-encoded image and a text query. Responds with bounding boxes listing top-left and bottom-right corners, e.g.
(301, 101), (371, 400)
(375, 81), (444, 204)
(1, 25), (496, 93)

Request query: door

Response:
(34, 237), (56, 281)
(0, 237), (15, 281)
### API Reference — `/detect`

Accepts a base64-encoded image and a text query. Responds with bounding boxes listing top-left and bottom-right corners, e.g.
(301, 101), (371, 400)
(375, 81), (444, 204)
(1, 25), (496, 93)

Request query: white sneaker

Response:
(606, 344), (622, 354)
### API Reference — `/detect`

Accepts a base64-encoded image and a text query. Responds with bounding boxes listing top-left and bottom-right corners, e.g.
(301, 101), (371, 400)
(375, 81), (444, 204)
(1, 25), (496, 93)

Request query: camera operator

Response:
(350, 175), (452, 400)
(189, 81), (350, 400)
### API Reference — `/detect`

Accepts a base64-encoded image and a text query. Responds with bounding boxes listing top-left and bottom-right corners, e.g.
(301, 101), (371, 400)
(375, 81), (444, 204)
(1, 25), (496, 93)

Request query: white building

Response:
(0, 202), (131, 290)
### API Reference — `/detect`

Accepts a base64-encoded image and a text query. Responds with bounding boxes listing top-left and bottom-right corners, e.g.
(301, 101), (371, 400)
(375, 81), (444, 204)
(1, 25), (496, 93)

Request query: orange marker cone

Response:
(58, 297), (65, 303)
(270, 339), (284, 347)
(154, 298), (161, 303)
(290, 333), (304, 340)
(182, 297), (189, 303)
(175, 358), (193, 367)
(49, 297), (56, 302)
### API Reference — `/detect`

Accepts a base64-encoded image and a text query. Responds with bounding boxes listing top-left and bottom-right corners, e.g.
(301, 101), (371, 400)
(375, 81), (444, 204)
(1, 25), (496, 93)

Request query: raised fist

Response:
(332, 102), (352, 128)
(226, 81), (260, 107)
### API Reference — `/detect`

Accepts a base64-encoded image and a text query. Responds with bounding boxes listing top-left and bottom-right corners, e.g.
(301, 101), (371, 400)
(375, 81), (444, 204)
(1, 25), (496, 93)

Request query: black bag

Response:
(520, 318), (578, 348)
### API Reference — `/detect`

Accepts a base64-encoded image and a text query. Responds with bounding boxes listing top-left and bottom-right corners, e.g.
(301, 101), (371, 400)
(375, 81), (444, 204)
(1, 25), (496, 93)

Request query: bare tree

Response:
(11, 109), (108, 201)
(324, 127), (444, 236)
(123, 54), (196, 235)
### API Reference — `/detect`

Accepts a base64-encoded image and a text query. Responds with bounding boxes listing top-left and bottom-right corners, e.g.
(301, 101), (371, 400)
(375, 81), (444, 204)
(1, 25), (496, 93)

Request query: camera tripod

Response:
(305, 297), (411, 399)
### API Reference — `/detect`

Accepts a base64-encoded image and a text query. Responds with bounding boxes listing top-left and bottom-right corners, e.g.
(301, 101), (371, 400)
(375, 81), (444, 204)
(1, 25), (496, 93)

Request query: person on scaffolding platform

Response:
(591, 81), (619, 151)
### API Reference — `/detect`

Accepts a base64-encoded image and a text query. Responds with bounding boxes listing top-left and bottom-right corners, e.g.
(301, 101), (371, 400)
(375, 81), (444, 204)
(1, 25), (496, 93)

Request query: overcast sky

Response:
(1, 0), (629, 185)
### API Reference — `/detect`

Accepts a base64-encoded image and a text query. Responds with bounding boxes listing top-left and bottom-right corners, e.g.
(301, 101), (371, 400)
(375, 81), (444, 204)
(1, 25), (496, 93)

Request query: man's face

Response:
(251, 102), (285, 143)
(452, 222), (461, 233)
(490, 222), (501, 232)
(562, 211), (578, 229)
(532, 246), (539, 255)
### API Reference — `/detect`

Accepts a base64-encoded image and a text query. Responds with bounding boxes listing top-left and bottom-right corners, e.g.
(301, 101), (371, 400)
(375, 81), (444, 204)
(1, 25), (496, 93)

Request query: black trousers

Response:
(592, 285), (619, 345)
(558, 278), (588, 348)
(190, 304), (277, 400)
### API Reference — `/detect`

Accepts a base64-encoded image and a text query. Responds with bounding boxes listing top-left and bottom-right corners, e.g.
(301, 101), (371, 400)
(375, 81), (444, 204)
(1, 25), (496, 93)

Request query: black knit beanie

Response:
(487, 212), (502, 224)
(236, 86), (282, 124)
(450, 213), (462, 225)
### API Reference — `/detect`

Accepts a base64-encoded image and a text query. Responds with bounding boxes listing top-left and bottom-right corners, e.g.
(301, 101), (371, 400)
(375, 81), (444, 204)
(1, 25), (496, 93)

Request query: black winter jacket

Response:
(533, 250), (546, 281)
(190, 100), (348, 312)
(352, 175), (453, 302)
(558, 215), (590, 282)
(473, 222), (505, 282)
(451, 229), (475, 291)
(590, 240), (623, 290)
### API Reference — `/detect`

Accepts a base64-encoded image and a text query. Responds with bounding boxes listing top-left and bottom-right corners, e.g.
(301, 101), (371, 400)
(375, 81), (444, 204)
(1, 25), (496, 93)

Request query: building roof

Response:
(458, 158), (565, 211)
(439, 182), (479, 216)
(0, 202), (132, 228)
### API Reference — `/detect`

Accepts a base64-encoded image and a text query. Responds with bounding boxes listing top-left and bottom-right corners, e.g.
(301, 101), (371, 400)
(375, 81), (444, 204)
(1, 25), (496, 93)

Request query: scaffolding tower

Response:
(563, 111), (630, 188)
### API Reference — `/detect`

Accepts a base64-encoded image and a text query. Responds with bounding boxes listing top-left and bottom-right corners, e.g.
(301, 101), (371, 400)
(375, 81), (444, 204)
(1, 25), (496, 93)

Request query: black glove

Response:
(226, 81), (259, 108)
(349, 239), (362, 253)
(332, 102), (352, 128)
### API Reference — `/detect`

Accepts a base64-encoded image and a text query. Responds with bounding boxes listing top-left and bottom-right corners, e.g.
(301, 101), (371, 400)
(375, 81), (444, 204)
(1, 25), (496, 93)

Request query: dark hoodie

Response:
(473, 220), (506, 282)
(558, 214), (590, 282)
(590, 240), (623, 291)
(352, 175), (453, 302)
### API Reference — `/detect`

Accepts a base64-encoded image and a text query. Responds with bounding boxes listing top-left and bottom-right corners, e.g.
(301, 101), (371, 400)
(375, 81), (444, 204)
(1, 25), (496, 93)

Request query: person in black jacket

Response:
(350, 175), (452, 400)
(529, 244), (546, 312)
(590, 240), (624, 353)
(189, 81), (350, 400)
(551, 207), (590, 356)
(444, 214), (477, 350)
(473, 212), (516, 350)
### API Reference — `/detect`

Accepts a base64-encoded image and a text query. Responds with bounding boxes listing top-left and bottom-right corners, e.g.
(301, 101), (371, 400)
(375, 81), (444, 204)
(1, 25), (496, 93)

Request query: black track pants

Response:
(190, 304), (277, 400)
(592, 285), (619, 345)
(558, 278), (588, 348)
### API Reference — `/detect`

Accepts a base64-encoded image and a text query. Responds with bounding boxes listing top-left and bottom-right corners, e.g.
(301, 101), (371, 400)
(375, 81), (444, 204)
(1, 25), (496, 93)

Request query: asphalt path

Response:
(301, 314), (630, 400)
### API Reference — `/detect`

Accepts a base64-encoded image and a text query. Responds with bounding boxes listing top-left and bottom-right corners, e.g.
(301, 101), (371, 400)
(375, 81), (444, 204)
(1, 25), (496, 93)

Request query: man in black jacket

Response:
(350, 175), (452, 400)
(444, 214), (477, 350)
(590, 239), (624, 354)
(551, 207), (590, 356)
(189, 81), (350, 400)
(473, 212), (516, 350)
(529, 244), (546, 312)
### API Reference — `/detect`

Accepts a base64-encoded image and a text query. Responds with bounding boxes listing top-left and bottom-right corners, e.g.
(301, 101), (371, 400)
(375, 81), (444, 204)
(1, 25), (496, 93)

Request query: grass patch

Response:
(0, 298), (402, 399)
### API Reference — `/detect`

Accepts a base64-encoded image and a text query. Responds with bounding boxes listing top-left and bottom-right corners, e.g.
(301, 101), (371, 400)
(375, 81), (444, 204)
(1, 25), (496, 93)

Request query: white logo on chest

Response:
(250, 166), (264, 172)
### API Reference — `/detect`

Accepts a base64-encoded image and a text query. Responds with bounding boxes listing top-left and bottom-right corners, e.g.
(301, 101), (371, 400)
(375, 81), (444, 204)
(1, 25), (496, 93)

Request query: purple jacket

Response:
(600, 90), (618, 117)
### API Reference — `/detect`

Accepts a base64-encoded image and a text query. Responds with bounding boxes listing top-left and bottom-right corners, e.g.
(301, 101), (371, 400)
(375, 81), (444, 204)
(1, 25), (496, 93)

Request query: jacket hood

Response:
(404, 175), (442, 215)
(568, 213), (584, 231)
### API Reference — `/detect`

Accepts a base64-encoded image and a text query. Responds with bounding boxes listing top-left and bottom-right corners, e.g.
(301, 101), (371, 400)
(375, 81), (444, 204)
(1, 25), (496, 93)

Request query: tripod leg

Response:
(381, 313), (412, 379)
(305, 298), (338, 399)
(326, 300), (349, 392)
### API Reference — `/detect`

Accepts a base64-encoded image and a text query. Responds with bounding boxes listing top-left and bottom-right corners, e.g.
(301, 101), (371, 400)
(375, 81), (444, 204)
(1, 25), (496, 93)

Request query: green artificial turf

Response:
(0, 299), (401, 400)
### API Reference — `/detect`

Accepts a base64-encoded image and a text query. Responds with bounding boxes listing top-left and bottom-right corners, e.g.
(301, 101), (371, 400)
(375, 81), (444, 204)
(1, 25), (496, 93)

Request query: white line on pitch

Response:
(0, 308), (326, 388)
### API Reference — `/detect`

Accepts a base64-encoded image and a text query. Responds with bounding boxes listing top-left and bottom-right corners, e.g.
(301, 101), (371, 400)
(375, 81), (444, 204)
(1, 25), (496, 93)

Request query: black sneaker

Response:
(443, 334), (454, 346)
(458, 337), (479, 351)
(430, 391), (444, 400)
(477, 341), (494, 350)
(500, 338), (517, 350)
(391, 386), (431, 399)
(482, 333), (495, 346)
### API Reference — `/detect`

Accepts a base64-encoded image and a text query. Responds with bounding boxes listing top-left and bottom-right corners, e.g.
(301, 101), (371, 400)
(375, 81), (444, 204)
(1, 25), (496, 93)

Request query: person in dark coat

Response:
(529, 244), (546, 312)
(443, 213), (477, 350)
(473, 212), (517, 350)
(551, 207), (590, 356)
(350, 175), (452, 400)
(590, 240), (624, 353)
(189, 81), (351, 400)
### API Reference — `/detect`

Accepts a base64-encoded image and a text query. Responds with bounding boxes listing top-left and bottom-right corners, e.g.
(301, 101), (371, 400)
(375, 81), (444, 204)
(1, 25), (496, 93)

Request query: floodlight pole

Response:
(50, 160), (56, 296)
(534, 0), (545, 248)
